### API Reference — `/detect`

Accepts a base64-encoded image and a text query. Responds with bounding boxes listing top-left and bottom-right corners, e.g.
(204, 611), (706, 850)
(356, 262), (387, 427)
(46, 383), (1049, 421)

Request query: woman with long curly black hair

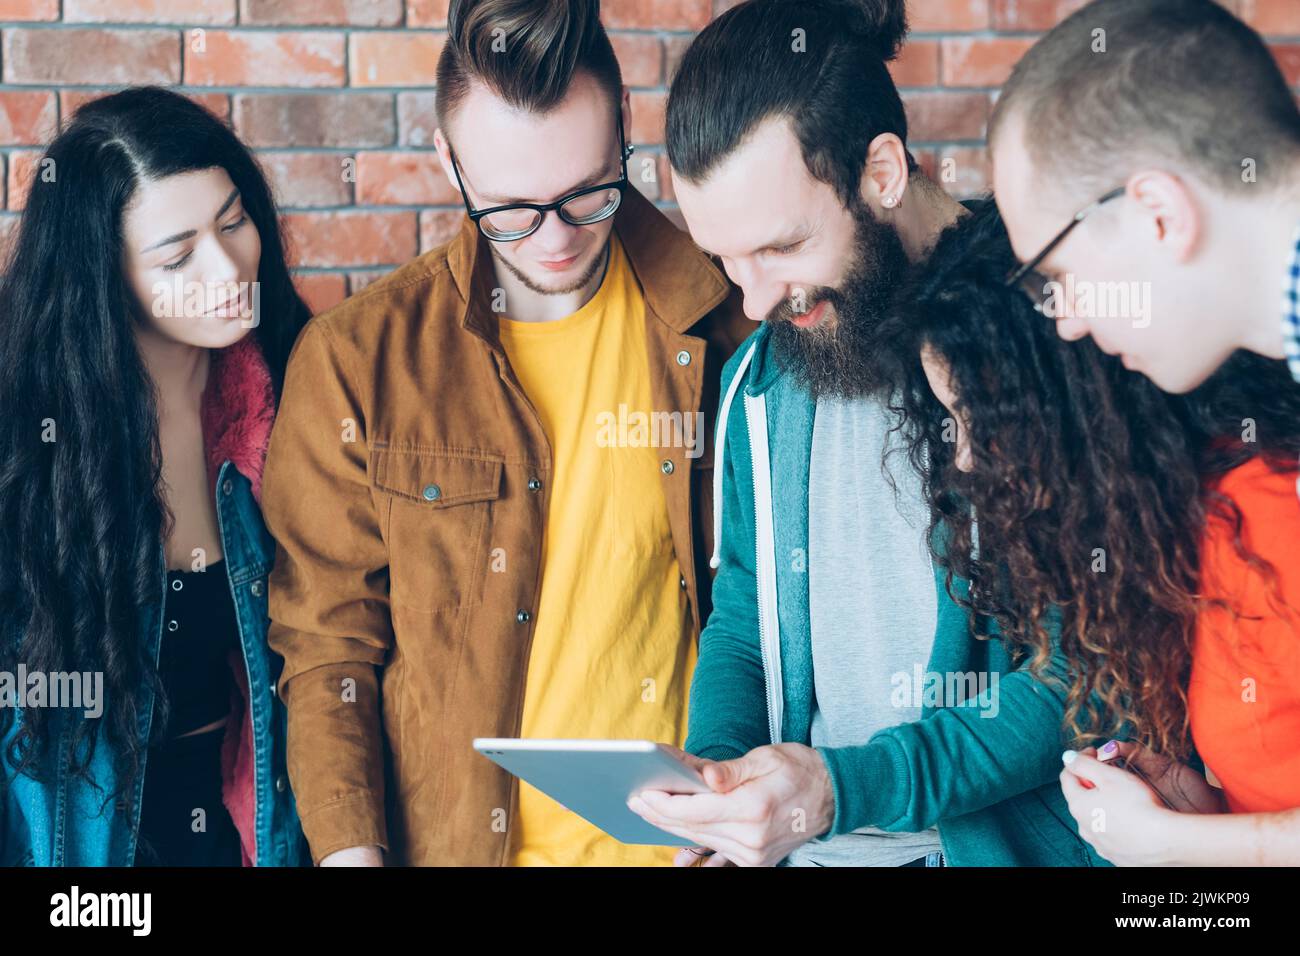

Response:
(884, 202), (1300, 865)
(0, 87), (310, 866)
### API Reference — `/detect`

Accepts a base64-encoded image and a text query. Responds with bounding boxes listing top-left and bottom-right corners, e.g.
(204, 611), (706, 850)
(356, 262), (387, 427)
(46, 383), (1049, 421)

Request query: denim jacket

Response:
(1, 335), (306, 866)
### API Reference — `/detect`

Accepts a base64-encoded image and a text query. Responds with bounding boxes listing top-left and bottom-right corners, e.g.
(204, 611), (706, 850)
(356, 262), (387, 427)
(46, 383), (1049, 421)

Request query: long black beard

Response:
(768, 199), (911, 399)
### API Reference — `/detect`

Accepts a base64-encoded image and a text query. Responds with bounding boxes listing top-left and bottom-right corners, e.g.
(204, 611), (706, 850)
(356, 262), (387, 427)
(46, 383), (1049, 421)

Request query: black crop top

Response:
(156, 559), (240, 739)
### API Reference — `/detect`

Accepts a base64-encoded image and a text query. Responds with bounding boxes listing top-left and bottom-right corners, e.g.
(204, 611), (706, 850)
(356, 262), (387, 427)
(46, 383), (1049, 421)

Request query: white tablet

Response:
(472, 738), (710, 846)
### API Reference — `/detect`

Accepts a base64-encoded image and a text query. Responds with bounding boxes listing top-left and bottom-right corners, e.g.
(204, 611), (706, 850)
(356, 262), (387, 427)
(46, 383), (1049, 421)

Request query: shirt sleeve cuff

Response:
(813, 741), (900, 841)
(299, 794), (389, 865)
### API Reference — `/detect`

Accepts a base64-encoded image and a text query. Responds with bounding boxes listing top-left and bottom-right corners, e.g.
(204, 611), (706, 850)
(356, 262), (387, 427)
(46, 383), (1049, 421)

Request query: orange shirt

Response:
(1189, 456), (1300, 813)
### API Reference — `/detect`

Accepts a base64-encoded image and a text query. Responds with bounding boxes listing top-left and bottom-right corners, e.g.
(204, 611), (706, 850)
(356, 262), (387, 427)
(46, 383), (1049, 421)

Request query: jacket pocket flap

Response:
(371, 449), (502, 507)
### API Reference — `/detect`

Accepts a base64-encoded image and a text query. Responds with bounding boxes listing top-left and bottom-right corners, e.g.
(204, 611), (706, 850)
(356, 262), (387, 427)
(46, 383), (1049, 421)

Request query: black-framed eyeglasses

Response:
(448, 111), (634, 242)
(1004, 186), (1126, 310)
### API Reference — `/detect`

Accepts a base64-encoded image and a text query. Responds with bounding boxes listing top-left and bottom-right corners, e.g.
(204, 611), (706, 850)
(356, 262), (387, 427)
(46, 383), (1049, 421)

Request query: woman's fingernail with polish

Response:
(1062, 750), (1078, 765)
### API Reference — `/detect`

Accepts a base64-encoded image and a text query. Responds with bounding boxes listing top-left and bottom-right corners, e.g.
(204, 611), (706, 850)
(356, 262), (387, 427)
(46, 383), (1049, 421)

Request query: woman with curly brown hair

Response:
(886, 201), (1300, 865)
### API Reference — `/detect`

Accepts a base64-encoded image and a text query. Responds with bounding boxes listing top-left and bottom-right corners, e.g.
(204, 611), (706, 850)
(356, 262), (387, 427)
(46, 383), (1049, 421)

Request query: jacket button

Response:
(516, 609), (531, 624)
(250, 580), (263, 597)
(222, 478), (233, 496)
(661, 459), (675, 475)
(167, 619), (179, 632)
(275, 775), (288, 793)
(171, 578), (183, 592)
(422, 484), (442, 501)
(676, 349), (692, 366)
(527, 477), (542, 492)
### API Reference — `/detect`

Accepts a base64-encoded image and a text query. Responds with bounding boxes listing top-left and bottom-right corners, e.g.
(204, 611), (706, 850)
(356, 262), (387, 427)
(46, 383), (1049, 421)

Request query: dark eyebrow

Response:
(141, 229), (196, 254)
(140, 187), (241, 253)
(214, 186), (241, 220)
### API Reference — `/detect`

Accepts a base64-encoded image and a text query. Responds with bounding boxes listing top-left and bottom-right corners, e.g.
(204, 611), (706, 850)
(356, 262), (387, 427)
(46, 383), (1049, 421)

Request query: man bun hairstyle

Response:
(436, 0), (623, 131)
(991, 0), (1300, 195)
(667, 0), (916, 209)
(838, 0), (908, 60)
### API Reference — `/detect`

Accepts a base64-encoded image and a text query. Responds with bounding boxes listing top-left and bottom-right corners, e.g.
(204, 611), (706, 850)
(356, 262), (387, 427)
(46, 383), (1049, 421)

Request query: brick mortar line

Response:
(0, 23), (445, 32)
(0, 83), (681, 92)
(0, 84), (1056, 95)
(0, 22), (709, 36)
(0, 22), (1288, 40)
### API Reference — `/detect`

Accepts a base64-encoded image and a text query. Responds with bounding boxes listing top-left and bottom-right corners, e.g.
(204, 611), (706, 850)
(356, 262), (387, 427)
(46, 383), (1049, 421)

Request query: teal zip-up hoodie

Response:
(684, 321), (1108, 867)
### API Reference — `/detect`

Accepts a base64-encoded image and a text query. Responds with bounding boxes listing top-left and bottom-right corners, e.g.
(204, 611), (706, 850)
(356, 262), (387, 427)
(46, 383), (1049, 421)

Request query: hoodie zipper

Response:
(742, 390), (783, 745)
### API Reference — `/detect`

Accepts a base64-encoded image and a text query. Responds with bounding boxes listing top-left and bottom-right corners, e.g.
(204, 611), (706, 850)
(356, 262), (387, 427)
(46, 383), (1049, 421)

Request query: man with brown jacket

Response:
(261, 0), (748, 866)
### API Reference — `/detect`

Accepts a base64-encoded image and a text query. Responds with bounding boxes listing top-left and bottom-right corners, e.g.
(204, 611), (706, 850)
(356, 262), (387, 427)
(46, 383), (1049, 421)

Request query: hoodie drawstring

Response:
(710, 341), (758, 570)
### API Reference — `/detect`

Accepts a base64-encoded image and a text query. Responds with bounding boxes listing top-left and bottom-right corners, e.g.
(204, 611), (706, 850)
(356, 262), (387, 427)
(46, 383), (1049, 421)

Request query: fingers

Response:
(702, 752), (763, 793)
(1059, 764), (1094, 801)
(1064, 748), (1164, 809)
(630, 789), (747, 825)
(632, 797), (749, 845)
(652, 819), (754, 866)
(1061, 749), (1126, 788)
(1058, 766), (1106, 846)
(660, 745), (714, 775)
(1105, 738), (1169, 779)
(632, 801), (756, 863)
(1097, 739), (1134, 763)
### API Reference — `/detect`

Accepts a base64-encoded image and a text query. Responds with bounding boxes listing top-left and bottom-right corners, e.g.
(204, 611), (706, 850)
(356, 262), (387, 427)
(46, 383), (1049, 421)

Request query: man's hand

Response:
(627, 743), (835, 867)
(318, 845), (384, 867)
(640, 748), (739, 867)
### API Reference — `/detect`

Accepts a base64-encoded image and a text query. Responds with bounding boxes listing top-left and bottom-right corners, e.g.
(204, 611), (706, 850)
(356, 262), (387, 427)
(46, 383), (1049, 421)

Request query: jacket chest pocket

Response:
(371, 449), (503, 614)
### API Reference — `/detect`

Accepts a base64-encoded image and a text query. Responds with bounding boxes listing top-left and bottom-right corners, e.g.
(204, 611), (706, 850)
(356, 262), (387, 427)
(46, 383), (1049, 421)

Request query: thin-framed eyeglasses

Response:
(1005, 186), (1126, 311)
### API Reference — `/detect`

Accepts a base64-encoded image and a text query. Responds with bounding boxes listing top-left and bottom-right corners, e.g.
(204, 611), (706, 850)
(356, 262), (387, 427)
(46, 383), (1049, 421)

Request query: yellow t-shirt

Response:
(497, 235), (695, 866)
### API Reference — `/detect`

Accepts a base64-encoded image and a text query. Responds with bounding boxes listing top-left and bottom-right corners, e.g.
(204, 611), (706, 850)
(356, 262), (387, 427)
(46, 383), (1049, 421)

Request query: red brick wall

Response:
(0, 0), (1297, 313)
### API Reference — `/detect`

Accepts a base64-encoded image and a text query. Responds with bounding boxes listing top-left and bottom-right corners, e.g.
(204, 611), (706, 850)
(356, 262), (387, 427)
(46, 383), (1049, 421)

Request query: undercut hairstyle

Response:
(880, 203), (1300, 758)
(991, 0), (1300, 195)
(435, 0), (623, 130)
(667, 0), (917, 207)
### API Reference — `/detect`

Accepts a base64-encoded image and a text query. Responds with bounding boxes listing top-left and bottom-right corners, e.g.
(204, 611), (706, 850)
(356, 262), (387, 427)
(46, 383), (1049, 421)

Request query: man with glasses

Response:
(991, 0), (1300, 395)
(990, 0), (1300, 867)
(260, 0), (747, 866)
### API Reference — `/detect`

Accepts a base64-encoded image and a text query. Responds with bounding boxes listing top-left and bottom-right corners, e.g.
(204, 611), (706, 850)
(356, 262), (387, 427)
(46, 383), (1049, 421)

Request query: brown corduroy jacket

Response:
(261, 187), (751, 865)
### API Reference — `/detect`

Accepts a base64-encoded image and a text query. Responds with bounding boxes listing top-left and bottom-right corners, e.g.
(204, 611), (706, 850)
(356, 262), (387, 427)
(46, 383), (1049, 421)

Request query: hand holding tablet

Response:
(473, 738), (711, 845)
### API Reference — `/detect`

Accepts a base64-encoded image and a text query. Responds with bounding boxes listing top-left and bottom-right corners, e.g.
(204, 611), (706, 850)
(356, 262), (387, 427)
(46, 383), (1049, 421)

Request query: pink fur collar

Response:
(200, 333), (276, 504)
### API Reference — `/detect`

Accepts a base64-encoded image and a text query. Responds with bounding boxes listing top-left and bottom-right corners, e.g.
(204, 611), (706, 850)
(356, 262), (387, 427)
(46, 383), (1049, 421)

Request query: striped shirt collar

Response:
(1284, 222), (1300, 383)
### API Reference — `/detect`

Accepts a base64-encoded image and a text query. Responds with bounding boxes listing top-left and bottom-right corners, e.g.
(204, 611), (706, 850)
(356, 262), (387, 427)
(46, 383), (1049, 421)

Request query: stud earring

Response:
(882, 195), (898, 209)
